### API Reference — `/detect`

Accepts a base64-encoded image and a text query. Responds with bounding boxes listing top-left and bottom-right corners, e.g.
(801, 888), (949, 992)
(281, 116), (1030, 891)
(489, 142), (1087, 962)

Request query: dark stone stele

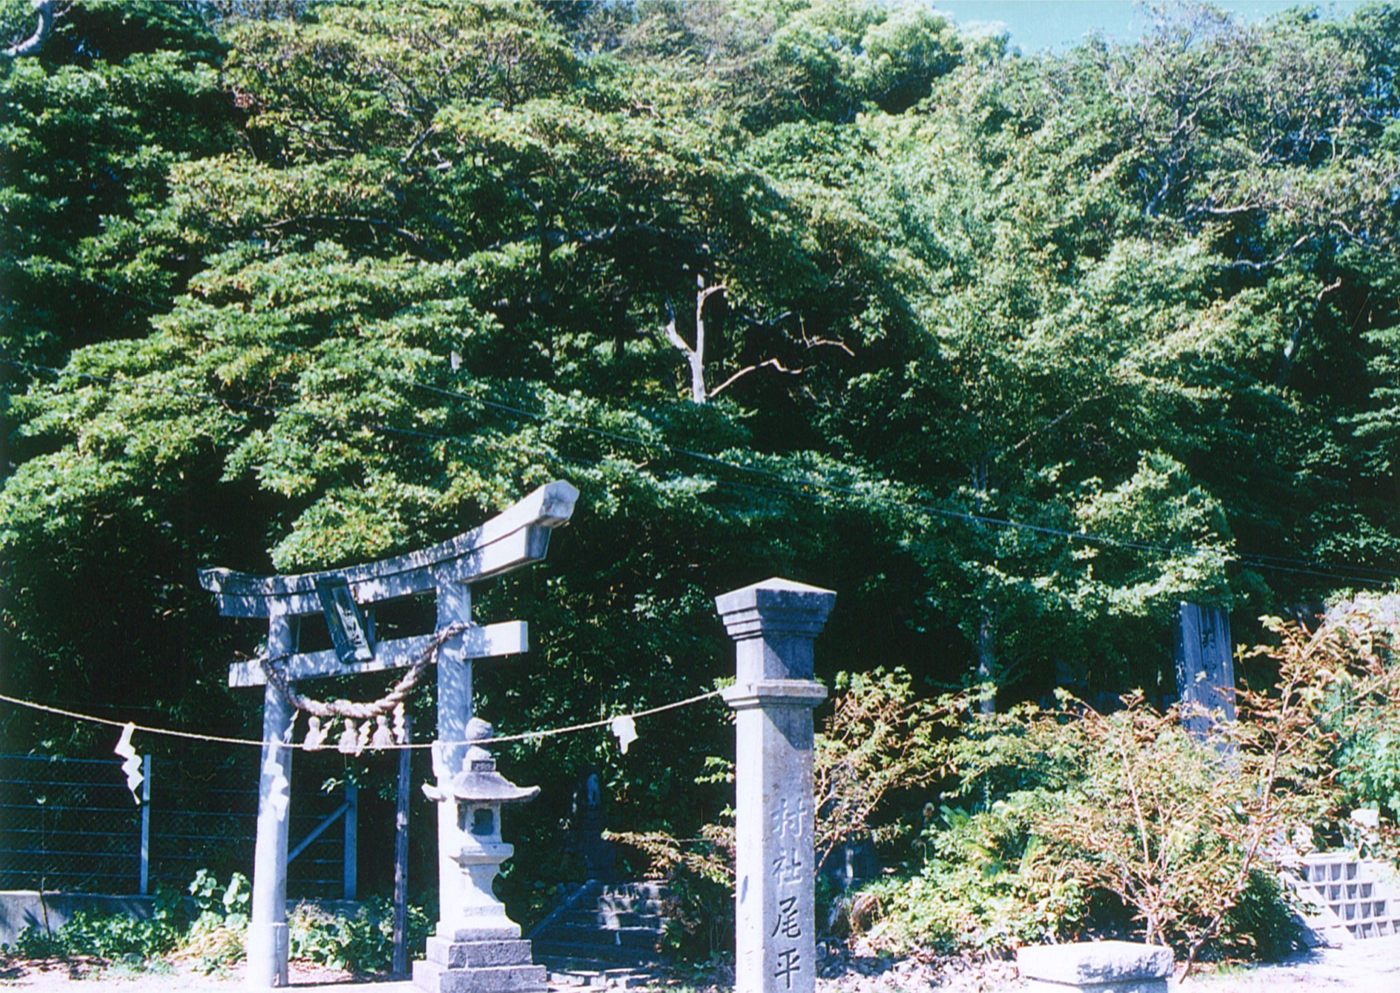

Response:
(566, 770), (617, 880)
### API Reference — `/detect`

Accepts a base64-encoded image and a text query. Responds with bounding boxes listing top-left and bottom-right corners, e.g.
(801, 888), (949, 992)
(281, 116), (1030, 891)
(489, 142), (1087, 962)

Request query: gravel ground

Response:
(1178, 935), (1400, 993)
(807, 937), (1400, 993)
(2, 937), (1398, 992)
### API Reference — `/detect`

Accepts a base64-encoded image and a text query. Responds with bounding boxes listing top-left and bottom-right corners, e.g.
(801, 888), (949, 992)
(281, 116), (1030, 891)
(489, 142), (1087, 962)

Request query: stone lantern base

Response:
(413, 925), (547, 993)
(416, 721), (547, 993)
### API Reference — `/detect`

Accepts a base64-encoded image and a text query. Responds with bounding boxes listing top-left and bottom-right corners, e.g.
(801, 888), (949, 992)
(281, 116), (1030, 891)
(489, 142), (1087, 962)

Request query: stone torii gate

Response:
(199, 481), (578, 988)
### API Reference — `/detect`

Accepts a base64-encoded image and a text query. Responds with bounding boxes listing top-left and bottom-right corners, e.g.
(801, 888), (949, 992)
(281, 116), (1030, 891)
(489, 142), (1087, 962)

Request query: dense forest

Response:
(2, 0), (1398, 932)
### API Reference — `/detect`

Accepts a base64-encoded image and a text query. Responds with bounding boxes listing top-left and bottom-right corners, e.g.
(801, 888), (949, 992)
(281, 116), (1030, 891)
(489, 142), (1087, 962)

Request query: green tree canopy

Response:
(2, 0), (1397, 895)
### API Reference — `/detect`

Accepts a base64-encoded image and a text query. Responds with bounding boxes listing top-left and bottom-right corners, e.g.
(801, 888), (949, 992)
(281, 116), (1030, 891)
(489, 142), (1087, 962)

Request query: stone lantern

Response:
(414, 717), (547, 993)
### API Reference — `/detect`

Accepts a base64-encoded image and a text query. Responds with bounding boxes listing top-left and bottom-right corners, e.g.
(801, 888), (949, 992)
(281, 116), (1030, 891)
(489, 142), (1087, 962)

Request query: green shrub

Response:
(6, 871), (250, 972)
(851, 610), (1387, 973)
(1338, 728), (1400, 819)
(656, 869), (733, 963)
(608, 667), (944, 964)
(852, 799), (1088, 956)
(4, 873), (429, 977)
(1320, 597), (1400, 826)
(177, 869), (251, 971)
(605, 826), (735, 963)
(1217, 871), (1303, 963)
(288, 897), (433, 975)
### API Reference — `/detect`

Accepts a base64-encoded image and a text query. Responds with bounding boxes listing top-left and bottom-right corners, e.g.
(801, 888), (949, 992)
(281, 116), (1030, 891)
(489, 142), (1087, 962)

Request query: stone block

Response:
(426, 936), (534, 968)
(1024, 981), (1168, 993)
(439, 923), (522, 941)
(413, 959), (548, 993)
(1017, 941), (1174, 988)
(714, 578), (836, 646)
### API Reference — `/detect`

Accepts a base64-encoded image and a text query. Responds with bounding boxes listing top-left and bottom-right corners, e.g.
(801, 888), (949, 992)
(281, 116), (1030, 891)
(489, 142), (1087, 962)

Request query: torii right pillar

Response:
(718, 578), (834, 993)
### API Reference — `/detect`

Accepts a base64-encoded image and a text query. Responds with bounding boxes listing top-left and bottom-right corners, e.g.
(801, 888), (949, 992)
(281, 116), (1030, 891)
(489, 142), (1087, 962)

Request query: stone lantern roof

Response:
(423, 717), (539, 805)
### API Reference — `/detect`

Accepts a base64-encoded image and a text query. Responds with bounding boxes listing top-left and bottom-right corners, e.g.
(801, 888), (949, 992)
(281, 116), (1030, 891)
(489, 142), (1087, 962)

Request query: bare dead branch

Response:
(4, 0), (56, 58)
(707, 357), (802, 398)
(707, 334), (852, 398)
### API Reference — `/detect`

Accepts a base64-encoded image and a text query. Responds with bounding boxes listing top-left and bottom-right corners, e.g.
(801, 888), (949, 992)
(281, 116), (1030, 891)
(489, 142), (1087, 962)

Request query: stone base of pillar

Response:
(413, 933), (547, 993)
(246, 920), (289, 987)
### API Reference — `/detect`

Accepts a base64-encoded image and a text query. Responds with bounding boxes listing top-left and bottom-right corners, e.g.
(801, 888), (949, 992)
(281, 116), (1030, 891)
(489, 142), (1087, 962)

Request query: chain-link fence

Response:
(0, 754), (146, 893)
(0, 752), (354, 898)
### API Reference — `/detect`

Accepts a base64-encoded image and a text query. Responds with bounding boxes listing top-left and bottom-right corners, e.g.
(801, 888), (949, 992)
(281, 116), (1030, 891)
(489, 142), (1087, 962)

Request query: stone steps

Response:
(1294, 853), (1400, 943)
(545, 962), (656, 989)
(539, 924), (665, 950)
(595, 898), (667, 916)
(595, 882), (667, 899)
(532, 938), (661, 965)
(557, 910), (666, 929)
(531, 881), (671, 990)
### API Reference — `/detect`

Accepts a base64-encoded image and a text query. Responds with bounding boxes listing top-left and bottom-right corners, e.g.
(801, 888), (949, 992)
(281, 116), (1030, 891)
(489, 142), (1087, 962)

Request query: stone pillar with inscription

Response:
(718, 578), (835, 993)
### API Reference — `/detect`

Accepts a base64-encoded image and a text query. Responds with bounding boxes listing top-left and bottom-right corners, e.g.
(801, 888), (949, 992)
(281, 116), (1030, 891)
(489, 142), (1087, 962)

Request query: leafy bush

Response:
(1, 868), (436, 974)
(6, 872), (248, 970)
(854, 613), (1399, 974)
(815, 668), (943, 866)
(1219, 871), (1301, 963)
(1338, 728), (1400, 819)
(897, 691), (1314, 972)
(288, 897), (433, 975)
(1326, 595), (1400, 823)
(604, 825), (735, 962)
(9, 908), (178, 963)
(178, 869), (250, 971)
(3, 871), (430, 977)
(853, 799), (1089, 956)
(608, 667), (942, 962)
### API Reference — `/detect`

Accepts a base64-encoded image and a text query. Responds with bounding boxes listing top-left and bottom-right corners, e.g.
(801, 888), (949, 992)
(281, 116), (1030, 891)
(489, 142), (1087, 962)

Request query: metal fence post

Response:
(343, 781), (358, 901)
(139, 755), (152, 895)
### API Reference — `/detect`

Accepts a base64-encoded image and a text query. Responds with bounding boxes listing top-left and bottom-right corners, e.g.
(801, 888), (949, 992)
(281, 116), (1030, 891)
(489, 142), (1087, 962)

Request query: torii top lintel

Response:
(198, 481), (579, 619)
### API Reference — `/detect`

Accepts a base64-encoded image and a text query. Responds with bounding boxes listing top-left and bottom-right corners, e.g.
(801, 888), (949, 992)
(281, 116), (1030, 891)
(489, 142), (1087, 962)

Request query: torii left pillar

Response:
(249, 609), (295, 986)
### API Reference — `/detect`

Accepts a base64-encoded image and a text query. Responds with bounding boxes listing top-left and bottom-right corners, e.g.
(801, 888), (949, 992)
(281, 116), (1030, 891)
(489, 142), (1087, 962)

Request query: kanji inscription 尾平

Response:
(769, 796), (810, 988)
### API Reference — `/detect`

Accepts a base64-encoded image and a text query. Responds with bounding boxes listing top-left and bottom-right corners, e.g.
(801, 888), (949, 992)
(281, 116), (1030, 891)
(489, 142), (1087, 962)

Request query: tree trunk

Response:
(689, 278), (709, 403)
(660, 278), (725, 404)
(686, 345), (706, 404)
